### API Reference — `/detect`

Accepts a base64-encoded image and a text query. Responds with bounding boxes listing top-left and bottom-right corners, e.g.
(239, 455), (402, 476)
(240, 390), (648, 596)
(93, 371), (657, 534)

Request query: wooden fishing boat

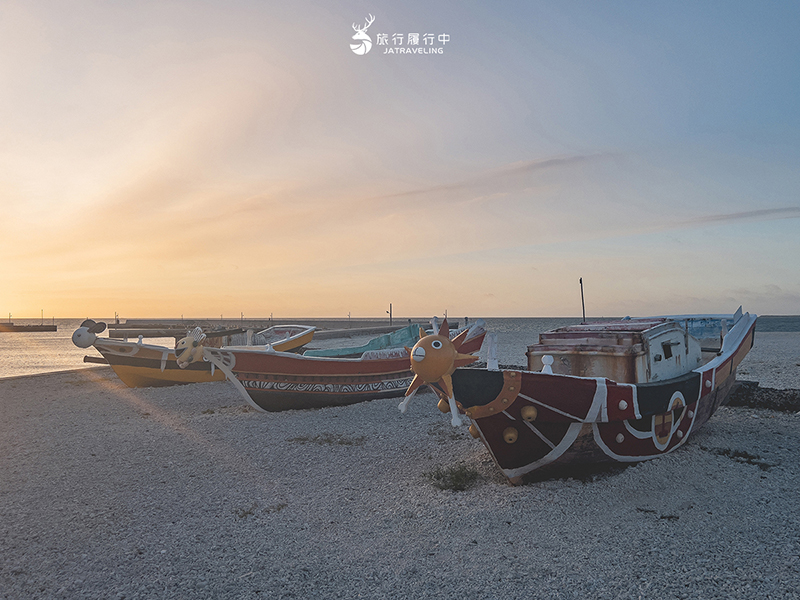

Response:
(229, 324), (316, 353)
(402, 309), (757, 484)
(179, 320), (487, 412)
(86, 336), (229, 387)
(72, 320), (315, 388)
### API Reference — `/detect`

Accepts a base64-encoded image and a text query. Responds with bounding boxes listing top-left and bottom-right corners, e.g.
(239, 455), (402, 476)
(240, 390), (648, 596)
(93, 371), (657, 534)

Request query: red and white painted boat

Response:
(406, 309), (756, 484)
(187, 320), (487, 412)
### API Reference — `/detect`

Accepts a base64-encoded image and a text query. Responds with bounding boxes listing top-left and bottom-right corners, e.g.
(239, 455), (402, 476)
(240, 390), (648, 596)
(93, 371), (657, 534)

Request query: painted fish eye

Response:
(431, 340), (443, 349)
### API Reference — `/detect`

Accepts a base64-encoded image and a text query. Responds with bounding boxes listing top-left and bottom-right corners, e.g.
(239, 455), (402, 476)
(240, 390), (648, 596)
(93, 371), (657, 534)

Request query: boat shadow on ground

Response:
(521, 462), (633, 485)
(727, 380), (800, 412)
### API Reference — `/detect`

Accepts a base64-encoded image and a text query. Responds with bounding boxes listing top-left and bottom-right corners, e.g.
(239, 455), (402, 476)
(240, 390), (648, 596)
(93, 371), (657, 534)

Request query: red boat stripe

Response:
(518, 393), (586, 422)
(523, 420), (557, 449)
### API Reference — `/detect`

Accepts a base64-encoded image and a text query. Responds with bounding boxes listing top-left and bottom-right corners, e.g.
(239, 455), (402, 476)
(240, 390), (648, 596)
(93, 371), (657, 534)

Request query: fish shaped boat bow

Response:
(399, 318), (479, 426)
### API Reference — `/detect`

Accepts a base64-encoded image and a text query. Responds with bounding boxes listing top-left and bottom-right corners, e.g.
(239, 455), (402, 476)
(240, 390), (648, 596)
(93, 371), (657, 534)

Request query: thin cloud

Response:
(368, 153), (612, 202)
(309, 203), (800, 274)
(678, 207), (800, 226)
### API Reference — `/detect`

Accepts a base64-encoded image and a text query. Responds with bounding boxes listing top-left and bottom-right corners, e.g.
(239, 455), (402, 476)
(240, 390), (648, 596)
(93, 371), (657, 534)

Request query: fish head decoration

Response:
(404, 318), (478, 400)
(72, 319), (107, 348)
(410, 331), (457, 382)
(174, 327), (207, 368)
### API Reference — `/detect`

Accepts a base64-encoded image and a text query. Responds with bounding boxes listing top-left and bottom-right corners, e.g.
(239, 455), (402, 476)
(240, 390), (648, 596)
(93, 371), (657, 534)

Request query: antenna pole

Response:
(580, 278), (586, 324)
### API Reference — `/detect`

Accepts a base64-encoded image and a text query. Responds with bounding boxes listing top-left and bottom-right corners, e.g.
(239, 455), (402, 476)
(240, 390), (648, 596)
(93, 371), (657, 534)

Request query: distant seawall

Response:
(111, 317), (459, 331)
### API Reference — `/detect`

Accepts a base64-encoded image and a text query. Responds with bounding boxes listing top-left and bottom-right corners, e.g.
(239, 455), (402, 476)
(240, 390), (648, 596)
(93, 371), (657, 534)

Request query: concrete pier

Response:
(0, 323), (57, 332)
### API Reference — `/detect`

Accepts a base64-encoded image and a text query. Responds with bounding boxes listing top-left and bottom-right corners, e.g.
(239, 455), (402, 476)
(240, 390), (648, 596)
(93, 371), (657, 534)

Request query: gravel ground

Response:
(1, 332), (799, 599)
(737, 331), (800, 389)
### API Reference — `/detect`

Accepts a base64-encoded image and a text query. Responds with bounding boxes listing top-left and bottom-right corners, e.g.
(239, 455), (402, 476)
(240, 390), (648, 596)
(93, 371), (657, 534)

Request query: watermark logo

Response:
(350, 14), (375, 55)
(350, 14), (450, 57)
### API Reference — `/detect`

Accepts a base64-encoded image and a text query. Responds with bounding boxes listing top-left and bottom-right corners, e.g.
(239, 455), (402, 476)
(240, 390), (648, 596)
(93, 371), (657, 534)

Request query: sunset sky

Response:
(2, 1), (799, 319)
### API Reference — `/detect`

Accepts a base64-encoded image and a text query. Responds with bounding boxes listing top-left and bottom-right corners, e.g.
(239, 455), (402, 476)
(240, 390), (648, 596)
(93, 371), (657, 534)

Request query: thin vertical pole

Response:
(580, 278), (586, 324)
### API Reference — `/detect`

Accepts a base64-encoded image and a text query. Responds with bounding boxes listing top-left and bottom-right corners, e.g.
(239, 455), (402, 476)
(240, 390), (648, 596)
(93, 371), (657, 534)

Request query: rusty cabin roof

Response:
(532, 318), (677, 349)
(554, 318), (669, 333)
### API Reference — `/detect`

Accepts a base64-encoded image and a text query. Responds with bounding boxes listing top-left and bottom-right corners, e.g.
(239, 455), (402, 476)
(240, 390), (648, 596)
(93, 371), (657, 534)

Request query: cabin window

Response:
(661, 340), (680, 359)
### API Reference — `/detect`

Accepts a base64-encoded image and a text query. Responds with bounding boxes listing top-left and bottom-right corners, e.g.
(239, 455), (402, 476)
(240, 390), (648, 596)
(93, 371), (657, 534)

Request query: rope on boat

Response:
(203, 349), (267, 413)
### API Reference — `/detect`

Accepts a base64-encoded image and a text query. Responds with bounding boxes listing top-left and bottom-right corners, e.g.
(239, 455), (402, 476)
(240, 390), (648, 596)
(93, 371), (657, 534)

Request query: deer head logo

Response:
(350, 14), (375, 55)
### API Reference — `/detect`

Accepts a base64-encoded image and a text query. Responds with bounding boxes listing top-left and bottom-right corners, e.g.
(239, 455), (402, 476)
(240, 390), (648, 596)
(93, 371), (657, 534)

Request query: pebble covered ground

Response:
(1, 332), (799, 599)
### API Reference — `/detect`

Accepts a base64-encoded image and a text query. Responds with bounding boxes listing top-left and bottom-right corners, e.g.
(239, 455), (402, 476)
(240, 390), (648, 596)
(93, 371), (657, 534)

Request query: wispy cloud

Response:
(368, 154), (612, 202)
(678, 207), (800, 226)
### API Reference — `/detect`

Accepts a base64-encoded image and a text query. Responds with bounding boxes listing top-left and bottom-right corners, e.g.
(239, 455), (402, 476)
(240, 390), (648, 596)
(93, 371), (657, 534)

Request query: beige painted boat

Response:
(73, 321), (315, 388)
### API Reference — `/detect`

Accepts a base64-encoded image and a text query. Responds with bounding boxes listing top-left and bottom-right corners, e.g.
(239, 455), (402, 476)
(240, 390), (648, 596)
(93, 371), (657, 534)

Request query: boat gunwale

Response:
(93, 338), (178, 356)
(223, 346), (410, 364)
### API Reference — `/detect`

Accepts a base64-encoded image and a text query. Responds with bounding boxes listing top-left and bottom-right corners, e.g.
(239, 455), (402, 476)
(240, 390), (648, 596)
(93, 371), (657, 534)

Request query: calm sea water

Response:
(1, 315), (798, 379)
(0, 319), (175, 379)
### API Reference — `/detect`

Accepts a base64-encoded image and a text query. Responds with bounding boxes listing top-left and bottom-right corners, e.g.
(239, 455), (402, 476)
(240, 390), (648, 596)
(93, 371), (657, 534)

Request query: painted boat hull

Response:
(238, 368), (414, 411)
(441, 314), (756, 483)
(223, 330), (487, 411)
(93, 339), (226, 387)
(223, 350), (416, 411)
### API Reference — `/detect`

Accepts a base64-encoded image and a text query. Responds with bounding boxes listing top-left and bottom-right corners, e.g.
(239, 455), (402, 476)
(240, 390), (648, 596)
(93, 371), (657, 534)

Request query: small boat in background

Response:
(228, 324), (316, 353)
(402, 309), (757, 484)
(73, 320), (315, 388)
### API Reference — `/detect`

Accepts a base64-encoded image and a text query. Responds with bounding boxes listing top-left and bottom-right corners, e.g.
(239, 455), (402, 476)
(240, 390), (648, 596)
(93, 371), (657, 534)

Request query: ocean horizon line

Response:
(6, 313), (799, 321)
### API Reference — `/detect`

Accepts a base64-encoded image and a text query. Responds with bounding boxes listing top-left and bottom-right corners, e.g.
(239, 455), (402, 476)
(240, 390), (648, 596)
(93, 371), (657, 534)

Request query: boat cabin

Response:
(526, 318), (705, 384)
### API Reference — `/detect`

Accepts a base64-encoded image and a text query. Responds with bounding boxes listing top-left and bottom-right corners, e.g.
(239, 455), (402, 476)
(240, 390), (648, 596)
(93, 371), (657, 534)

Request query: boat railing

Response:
(361, 347), (409, 360)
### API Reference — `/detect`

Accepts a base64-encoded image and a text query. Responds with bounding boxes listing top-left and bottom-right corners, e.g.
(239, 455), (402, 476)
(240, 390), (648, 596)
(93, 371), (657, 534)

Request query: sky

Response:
(1, 0), (799, 319)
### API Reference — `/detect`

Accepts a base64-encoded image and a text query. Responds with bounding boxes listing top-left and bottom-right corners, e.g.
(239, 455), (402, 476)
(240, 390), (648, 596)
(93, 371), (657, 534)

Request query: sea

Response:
(1, 316), (798, 380)
(0, 318), (176, 379)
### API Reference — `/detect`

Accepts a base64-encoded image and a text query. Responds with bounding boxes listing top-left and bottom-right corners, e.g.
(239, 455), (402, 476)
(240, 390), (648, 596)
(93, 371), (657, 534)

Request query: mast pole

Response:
(580, 278), (586, 324)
